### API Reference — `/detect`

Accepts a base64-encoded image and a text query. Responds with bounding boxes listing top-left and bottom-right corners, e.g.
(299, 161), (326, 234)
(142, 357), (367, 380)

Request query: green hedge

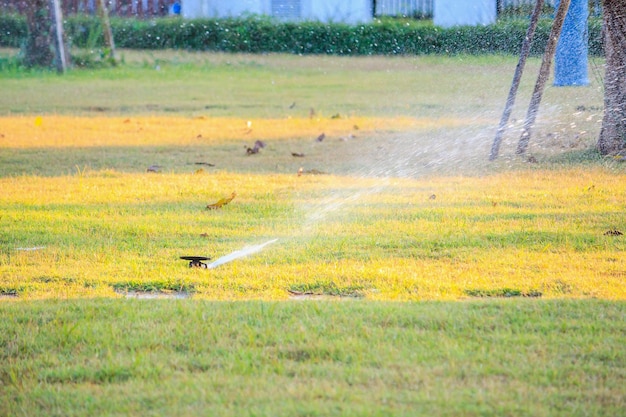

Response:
(0, 13), (28, 48)
(0, 14), (604, 56)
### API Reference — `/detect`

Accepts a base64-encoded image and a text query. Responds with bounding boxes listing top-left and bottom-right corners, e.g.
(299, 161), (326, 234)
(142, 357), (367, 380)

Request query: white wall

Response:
(182, 0), (372, 24)
(433, 0), (496, 27)
(183, 0), (263, 19)
(307, 0), (372, 24)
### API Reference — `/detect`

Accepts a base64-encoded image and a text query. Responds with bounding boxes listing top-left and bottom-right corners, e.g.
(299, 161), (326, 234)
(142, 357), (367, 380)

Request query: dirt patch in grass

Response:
(117, 290), (191, 299)
(0, 293), (18, 300)
(0, 287), (20, 299)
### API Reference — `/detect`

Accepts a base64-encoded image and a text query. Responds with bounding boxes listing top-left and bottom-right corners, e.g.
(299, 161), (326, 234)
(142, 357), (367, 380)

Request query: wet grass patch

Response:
(111, 280), (196, 294)
(288, 281), (366, 298)
(542, 279), (574, 295)
(41, 364), (137, 385)
(464, 288), (543, 298)
(32, 275), (78, 284)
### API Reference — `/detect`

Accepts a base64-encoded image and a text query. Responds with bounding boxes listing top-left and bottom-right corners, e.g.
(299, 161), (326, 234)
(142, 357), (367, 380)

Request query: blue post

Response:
(554, 0), (589, 86)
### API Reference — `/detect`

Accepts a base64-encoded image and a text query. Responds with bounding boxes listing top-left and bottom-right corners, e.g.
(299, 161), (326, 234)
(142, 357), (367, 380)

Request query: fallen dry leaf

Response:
(207, 191), (237, 210)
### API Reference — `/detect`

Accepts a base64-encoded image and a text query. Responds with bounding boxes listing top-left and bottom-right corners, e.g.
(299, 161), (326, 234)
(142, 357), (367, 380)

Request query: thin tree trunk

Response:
(24, 0), (54, 68)
(49, 0), (68, 73)
(97, 0), (116, 64)
(490, 0), (545, 160)
(597, 0), (626, 155)
(516, 0), (571, 155)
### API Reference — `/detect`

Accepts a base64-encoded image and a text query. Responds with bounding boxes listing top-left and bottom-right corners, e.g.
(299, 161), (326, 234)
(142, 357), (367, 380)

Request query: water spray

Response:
(205, 238), (279, 269)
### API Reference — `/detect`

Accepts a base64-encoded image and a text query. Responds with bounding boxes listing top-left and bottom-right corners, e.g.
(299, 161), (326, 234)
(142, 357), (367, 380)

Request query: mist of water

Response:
(298, 123), (495, 229)
(206, 238), (279, 269)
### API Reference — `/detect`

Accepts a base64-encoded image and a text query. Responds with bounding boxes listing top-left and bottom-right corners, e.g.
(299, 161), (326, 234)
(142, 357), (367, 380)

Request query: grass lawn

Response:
(0, 49), (624, 416)
(2, 300), (625, 416)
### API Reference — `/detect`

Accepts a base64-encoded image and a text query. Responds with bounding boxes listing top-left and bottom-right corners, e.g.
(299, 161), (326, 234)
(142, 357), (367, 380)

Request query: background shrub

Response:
(0, 14), (604, 56)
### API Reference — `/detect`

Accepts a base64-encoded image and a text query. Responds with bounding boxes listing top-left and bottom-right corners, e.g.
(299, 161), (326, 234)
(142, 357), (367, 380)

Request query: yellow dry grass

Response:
(0, 115), (469, 149)
(1, 166), (625, 301)
(1, 115), (625, 301)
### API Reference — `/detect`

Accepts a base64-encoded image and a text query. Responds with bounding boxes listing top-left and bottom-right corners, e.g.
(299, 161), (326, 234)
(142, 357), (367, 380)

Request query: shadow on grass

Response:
(544, 148), (612, 166)
(0, 145), (237, 177)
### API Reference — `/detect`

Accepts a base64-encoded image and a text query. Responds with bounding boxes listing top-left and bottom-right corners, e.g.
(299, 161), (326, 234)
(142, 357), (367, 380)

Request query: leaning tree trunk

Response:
(597, 0), (626, 155)
(24, 0), (54, 68)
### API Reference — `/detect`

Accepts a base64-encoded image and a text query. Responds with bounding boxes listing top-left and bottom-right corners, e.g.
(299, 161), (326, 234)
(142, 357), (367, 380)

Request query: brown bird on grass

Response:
(316, 133), (325, 142)
(246, 140), (266, 154)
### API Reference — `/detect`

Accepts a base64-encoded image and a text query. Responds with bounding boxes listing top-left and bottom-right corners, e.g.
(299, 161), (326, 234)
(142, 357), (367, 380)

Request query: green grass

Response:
(2, 300), (625, 416)
(0, 48), (605, 119)
(0, 49), (624, 416)
(0, 56), (481, 117)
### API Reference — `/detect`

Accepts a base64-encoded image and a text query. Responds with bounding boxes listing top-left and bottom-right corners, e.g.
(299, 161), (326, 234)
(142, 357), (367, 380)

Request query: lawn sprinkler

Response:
(180, 238), (278, 269)
(180, 256), (211, 268)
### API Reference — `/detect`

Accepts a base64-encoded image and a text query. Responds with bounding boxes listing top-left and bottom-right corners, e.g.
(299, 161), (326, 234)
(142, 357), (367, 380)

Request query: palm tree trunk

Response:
(24, 0), (54, 68)
(597, 0), (626, 155)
